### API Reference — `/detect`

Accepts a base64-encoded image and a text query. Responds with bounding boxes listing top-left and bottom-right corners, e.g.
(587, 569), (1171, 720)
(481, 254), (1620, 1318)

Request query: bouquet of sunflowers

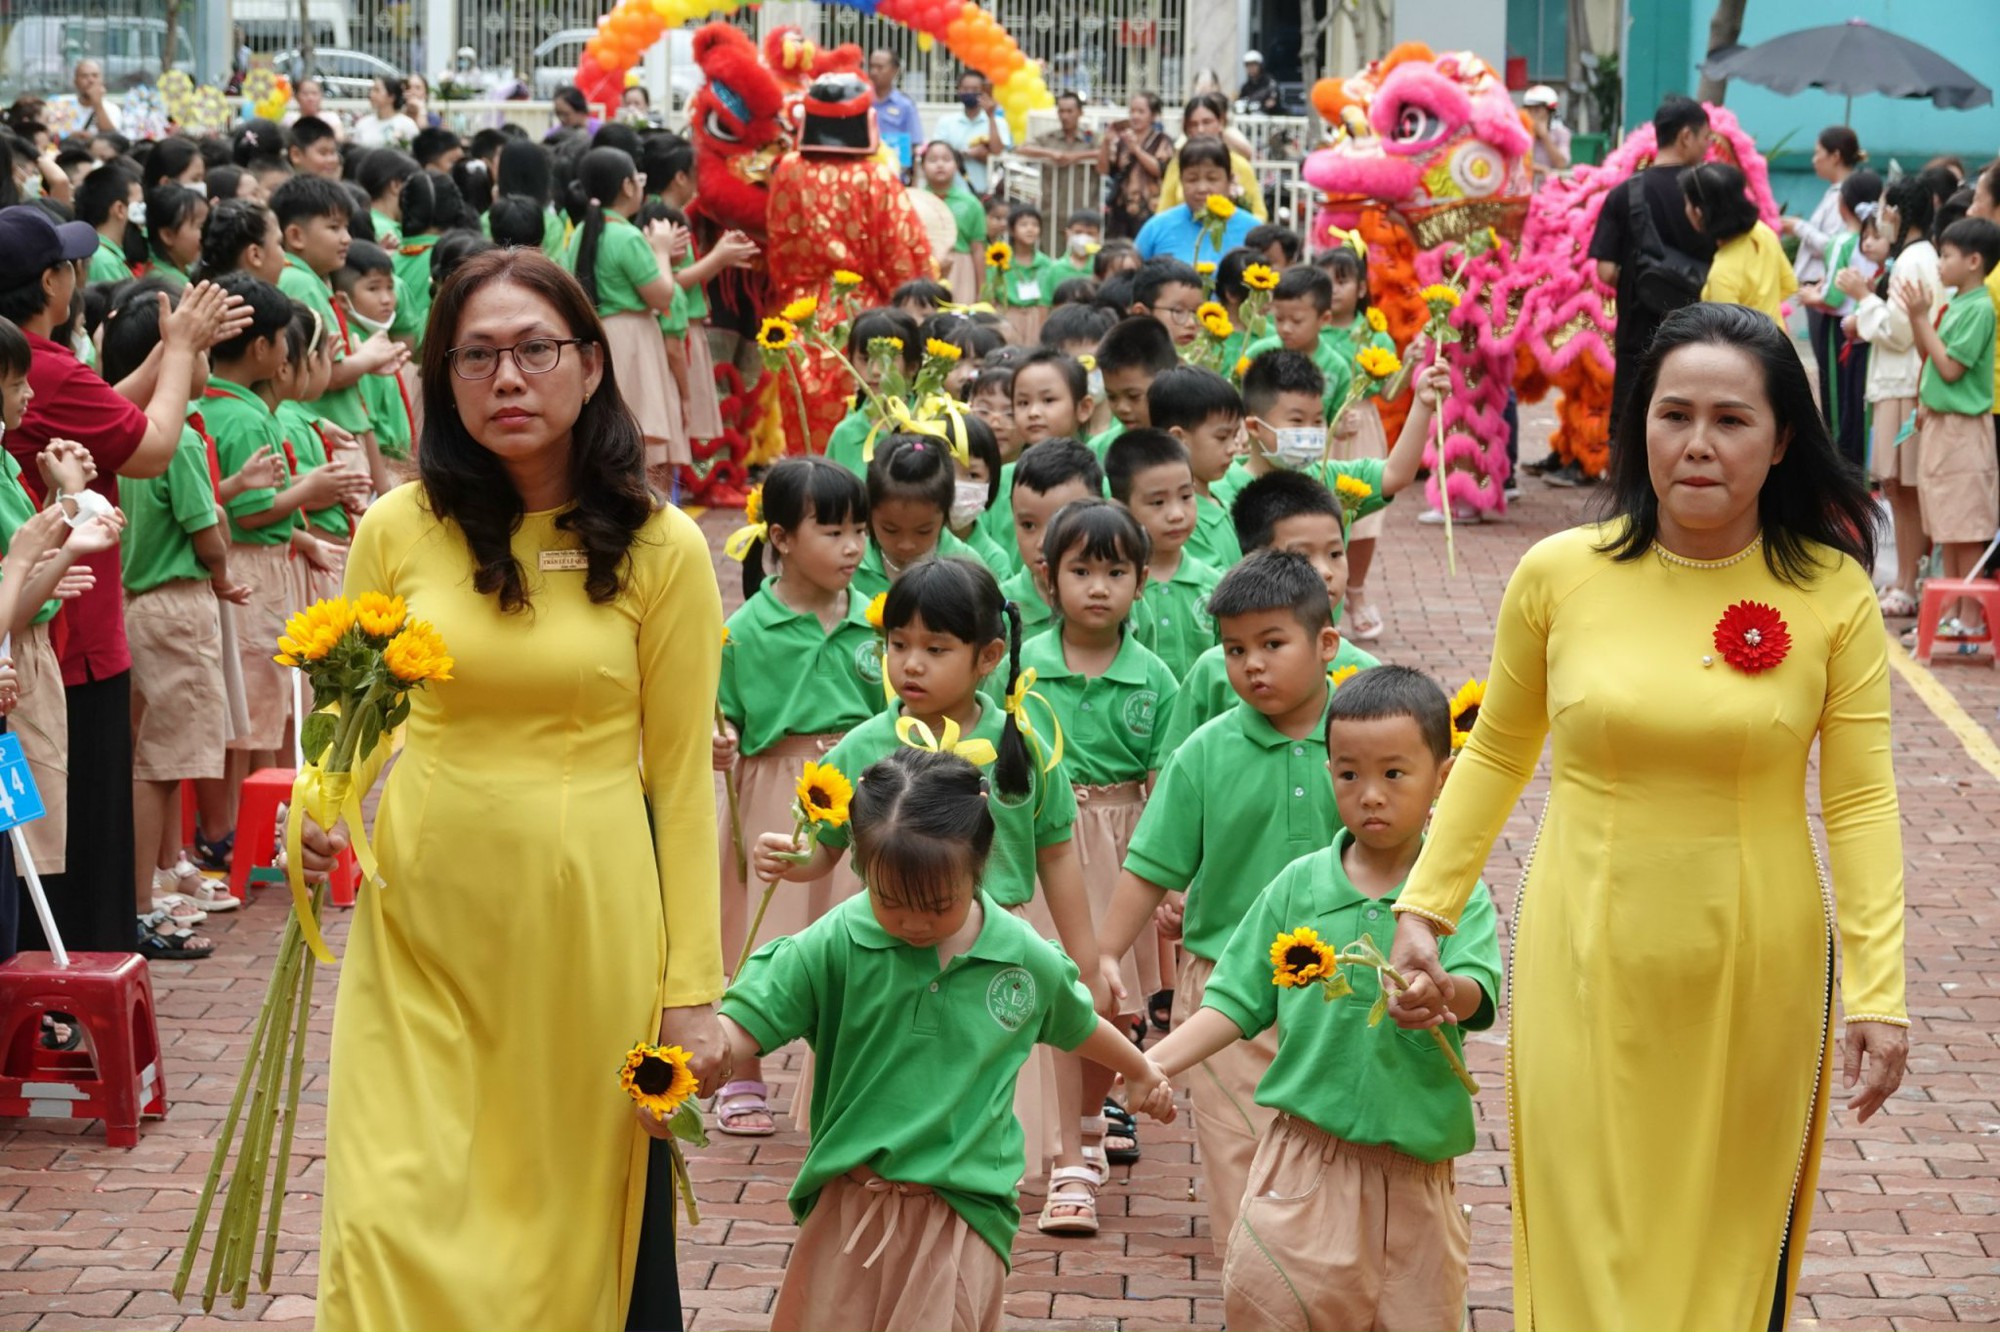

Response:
(176, 593), (452, 1311)
(1269, 926), (1478, 1094)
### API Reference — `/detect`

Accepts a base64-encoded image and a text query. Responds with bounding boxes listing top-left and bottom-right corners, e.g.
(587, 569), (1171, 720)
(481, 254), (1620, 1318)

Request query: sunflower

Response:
(796, 761), (854, 827)
(1329, 663), (1360, 689)
(1076, 353), (1096, 373)
(925, 337), (963, 363)
(353, 591), (407, 641)
(832, 269), (863, 288)
(1204, 195), (1237, 220)
(985, 240), (1012, 270)
(755, 318), (797, 352)
(1196, 301), (1233, 337)
(781, 295), (819, 323)
(1195, 261), (1216, 276)
(744, 484), (764, 526)
(1355, 347), (1401, 380)
(1242, 263), (1279, 291)
(382, 620), (455, 685)
(1420, 283), (1462, 311)
(721, 626), (732, 648)
(1270, 926), (1339, 988)
(1365, 306), (1388, 333)
(1234, 355), (1251, 378)
(865, 592), (886, 630)
(1335, 474), (1375, 503)
(1449, 678), (1485, 750)
(619, 1042), (699, 1119)
(867, 336), (905, 357)
(274, 597), (355, 667)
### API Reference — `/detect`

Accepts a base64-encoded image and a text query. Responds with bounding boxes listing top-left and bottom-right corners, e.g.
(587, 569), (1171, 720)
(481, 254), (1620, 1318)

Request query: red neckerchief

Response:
(187, 410), (223, 497)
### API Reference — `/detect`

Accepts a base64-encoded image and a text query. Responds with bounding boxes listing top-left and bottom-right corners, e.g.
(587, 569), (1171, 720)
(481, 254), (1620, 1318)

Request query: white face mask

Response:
(1270, 426), (1326, 471)
(950, 479), (988, 529)
(1086, 367), (1105, 401)
(185, 180), (206, 198)
(344, 305), (394, 336)
(127, 201), (146, 227)
(1067, 231), (1091, 254)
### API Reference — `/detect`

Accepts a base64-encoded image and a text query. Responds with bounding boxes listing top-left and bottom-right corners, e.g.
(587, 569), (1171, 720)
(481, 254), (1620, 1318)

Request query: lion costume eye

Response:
(705, 109), (741, 144)
(1391, 104), (1443, 146)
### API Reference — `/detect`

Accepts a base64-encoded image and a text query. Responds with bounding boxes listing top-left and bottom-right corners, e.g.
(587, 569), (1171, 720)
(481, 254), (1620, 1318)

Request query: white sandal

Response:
(1077, 1116), (1113, 1186)
(1036, 1165), (1100, 1236)
(148, 874), (207, 926)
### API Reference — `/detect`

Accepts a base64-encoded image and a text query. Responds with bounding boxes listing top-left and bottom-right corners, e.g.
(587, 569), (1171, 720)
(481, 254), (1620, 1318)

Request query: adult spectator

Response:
(1158, 92), (1267, 221)
(403, 72), (437, 128)
(1785, 126), (1864, 438)
(352, 76), (419, 150)
(867, 48), (923, 169)
(1017, 91), (1097, 239)
(548, 86), (601, 141)
(934, 71), (1010, 197)
(0, 205), (235, 957)
(1583, 94), (1713, 481)
(1523, 85), (1571, 186)
(72, 60), (121, 135)
(1236, 51), (1283, 116)
(1100, 91), (1172, 239)
(283, 76), (341, 140)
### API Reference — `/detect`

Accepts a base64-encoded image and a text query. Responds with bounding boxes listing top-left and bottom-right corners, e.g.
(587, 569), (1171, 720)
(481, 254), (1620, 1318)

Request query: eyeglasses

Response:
(1150, 304), (1199, 324)
(447, 337), (588, 381)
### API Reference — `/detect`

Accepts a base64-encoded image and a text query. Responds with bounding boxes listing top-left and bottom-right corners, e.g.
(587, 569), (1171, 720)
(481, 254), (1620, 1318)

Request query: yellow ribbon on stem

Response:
(282, 765), (377, 965)
(861, 392), (973, 467)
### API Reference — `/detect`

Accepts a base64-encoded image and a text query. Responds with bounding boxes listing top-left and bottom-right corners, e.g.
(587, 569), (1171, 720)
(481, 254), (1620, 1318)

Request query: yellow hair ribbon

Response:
(721, 521), (769, 562)
(1003, 668), (1065, 773)
(939, 299), (997, 315)
(861, 393), (973, 468)
(894, 714), (998, 766)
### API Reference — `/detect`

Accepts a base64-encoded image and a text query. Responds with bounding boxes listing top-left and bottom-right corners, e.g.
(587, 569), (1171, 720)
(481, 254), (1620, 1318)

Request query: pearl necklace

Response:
(1652, 535), (1762, 569)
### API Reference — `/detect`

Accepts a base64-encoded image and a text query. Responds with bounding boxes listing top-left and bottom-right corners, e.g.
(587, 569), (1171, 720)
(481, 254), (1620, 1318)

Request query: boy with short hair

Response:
(1159, 471), (1379, 748)
(1902, 216), (2000, 636)
(1003, 438), (1103, 637)
(1128, 257), (1206, 349)
(1150, 664), (1501, 1329)
(286, 116), (344, 180)
(1094, 549), (1346, 1251)
(335, 240), (414, 481)
(1106, 429), (1219, 678)
(1053, 208), (1103, 285)
(1237, 266), (1349, 418)
(1244, 222), (1302, 268)
(1090, 315), (1181, 456)
(891, 279), (951, 322)
(79, 159), (140, 285)
(1148, 365), (1245, 569)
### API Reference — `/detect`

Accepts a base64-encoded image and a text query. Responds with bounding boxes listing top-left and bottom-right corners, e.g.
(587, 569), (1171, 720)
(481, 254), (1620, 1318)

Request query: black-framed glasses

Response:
(447, 337), (589, 381)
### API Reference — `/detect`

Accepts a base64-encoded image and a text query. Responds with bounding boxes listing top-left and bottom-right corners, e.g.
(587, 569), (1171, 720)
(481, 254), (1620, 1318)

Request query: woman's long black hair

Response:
(881, 557), (1032, 800)
(568, 147), (640, 310)
(1679, 162), (1761, 243)
(417, 248), (653, 613)
(741, 456), (868, 599)
(1596, 302), (1878, 584)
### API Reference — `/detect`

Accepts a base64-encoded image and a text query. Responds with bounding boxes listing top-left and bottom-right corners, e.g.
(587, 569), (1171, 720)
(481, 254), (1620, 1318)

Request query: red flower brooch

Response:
(1713, 601), (1791, 674)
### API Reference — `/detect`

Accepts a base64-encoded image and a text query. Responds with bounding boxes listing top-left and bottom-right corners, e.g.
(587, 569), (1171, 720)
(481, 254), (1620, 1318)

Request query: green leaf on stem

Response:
(299, 711), (336, 765)
(668, 1100), (709, 1148)
(1367, 993), (1388, 1028)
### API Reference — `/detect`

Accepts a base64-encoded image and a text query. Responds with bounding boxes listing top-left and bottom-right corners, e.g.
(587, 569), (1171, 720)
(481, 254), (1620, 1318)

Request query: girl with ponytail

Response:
(752, 555), (1114, 1236)
(852, 433), (989, 601)
(564, 146), (688, 482)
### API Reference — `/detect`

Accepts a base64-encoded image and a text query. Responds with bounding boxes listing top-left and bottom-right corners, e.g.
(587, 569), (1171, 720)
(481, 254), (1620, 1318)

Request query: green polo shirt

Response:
(569, 214), (661, 318)
(391, 236), (440, 342)
(997, 561), (1056, 640)
(87, 234), (133, 285)
(1123, 686), (1343, 960)
(147, 250), (191, 290)
(1131, 551), (1218, 680)
(977, 461), (1022, 572)
(1921, 284), (1998, 415)
(1185, 490), (1241, 572)
(958, 523), (1012, 578)
(1085, 420), (1125, 461)
(278, 252), (371, 434)
(389, 273), (424, 343)
(0, 454), (60, 624)
(120, 423), (218, 594)
(1052, 251), (1095, 286)
(1159, 636), (1378, 752)
(675, 246), (710, 319)
(1323, 318), (1398, 392)
(203, 377), (293, 545)
(1239, 332), (1352, 418)
(1001, 250), (1056, 308)
(1202, 830), (1502, 1162)
(825, 404), (871, 478)
(817, 702), (1076, 908)
(1209, 454), (1389, 522)
(275, 400), (350, 539)
(850, 529), (983, 603)
(1018, 631), (1178, 785)
(369, 209), (403, 249)
(723, 892), (1098, 1264)
(361, 368), (413, 459)
(721, 584), (884, 755)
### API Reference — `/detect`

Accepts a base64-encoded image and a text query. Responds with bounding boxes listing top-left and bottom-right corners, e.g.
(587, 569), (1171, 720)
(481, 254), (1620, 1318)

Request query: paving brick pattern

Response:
(4, 407), (1999, 1328)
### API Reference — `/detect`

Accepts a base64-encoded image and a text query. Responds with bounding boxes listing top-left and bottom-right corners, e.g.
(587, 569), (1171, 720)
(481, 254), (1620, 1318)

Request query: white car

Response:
(274, 47), (403, 102)
(531, 27), (701, 106)
(0, 15), (193, 99)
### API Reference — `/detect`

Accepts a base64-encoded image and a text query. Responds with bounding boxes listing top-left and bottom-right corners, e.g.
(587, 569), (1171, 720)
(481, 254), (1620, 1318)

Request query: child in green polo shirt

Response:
(1022, 498), (1180, 1175)
(751, 557), (1111, 1235)
(270, 306), (365, 601)
(1088, 316), (1179, 458)
(1149, 365), (1246, 572)
(1160, 472), (1380, 750)
(851, 436), (983, 602)
(824, 308), (922, 479)
(995, 439), (1101, 633)
(1150, 665), (1501, 1329)
(949, 413), (1012, 577)
(711, 458), (879, 1137)
(1107, 429), (1220, 679)
(1236, 265), (1350, 419)
(79, 160), (140, 285)
(1052, 209), (1103, 286)
(144, 185), (207, 290)
(334, 241), (411, 489)
(1094, 549), (1346, 1254)
(1902, 217), (2000, 640)
(725, 747), (1174, 1330)
(998, 204), (1056, 347)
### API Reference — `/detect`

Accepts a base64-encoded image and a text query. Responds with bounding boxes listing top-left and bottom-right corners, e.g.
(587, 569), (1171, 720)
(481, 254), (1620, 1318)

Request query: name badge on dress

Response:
(539, 549), (589, 571)
(1015, 279), (1041, 303)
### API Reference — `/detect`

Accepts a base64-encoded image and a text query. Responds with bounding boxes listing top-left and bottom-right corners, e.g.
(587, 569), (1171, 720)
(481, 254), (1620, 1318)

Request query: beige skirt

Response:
(602, 311), (689, 467)
(126, 580), (228, 783)
(946, 251), (981, 306)
(1332, 400), (1390, 542)
(1870, 396), (1918, 485)
(1916, 408), (1999, 544)
(1074, 781), (1158, 1011)
(1001, 305), (1048, 348)
(684, 317), (725, 441)
(770, 1169), (1007, 1332)
(228, 542), (295, 753)
(720, 734), (860, 964)
(10, 622), (66, 874)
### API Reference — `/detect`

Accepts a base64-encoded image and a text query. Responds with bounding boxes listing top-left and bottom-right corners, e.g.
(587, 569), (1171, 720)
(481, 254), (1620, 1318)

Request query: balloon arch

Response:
(573, 0), (1053, 135)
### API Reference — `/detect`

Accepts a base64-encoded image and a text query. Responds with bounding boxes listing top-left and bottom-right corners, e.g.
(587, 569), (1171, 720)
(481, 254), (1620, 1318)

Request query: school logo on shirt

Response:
(1122, 689), (1160, 738)
(1190, 598), (1213, 636)
(854, 640), (884, 685)
(985, 967), (1038, 1032)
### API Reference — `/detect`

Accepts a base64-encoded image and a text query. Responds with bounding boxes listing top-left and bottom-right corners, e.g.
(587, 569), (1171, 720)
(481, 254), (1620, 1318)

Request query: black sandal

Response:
(1148, 989), (1174, 1033)
(137, 915), (215, 961)
(39, 1014), (82, 1051)
(1103, 1098), (1141, 1165)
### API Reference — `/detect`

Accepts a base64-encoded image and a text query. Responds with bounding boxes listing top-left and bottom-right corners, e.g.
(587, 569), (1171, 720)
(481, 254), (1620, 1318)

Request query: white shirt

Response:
(1853, 240), (1942, 401)
(934, 109), (1012, 195)
(1792, 182), (1846, 284)
(351, 113), (418, 150)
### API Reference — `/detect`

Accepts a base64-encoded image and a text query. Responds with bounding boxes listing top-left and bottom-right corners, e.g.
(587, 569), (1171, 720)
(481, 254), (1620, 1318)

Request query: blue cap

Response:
(0, 206), (100, 288)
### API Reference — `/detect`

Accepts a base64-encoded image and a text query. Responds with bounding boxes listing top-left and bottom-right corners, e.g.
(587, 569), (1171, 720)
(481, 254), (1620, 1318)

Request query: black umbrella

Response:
(1701, 18), (1993, 121)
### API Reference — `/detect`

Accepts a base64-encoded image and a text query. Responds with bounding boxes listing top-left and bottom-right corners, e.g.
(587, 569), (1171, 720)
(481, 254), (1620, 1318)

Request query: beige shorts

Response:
(229, 541), (296, 753)
(1173, 949), (1279, 1253)
(1223, 1114), (1468, 1332)
(1916, 409), (2000, 544)
(1332, 401), (1389, 542)
(1869, 397), (1919, 485)
(127, 579), (228, 783)
(10, 621), (66, 874)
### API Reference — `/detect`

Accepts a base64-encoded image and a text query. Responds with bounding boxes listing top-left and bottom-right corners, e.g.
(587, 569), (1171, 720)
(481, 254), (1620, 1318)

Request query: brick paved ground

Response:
(4, 398), (2000, 1329)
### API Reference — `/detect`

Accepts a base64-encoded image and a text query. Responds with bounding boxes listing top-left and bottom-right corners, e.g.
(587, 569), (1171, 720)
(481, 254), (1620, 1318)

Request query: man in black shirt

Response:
(1237, 52), (1284, 116)
(1574, 95), (1716, 484)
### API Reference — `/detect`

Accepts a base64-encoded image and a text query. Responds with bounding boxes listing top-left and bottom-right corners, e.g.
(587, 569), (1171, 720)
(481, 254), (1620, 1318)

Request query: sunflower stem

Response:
(1435, 407), (1457, 576)
(714, 702), (747, 882)
(670, 1140), (701, 1228)
(783, 356), (815, 455)
(260, 883), (323, 1289)
(1327, 947), (1480, 1096)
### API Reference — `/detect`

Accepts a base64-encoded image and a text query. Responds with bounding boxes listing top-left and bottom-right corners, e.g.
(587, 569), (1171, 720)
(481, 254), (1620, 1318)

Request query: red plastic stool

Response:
(0, 952), (167, 1147)
(232, 767), (361, 907)
(1915, 578), (2000, 667)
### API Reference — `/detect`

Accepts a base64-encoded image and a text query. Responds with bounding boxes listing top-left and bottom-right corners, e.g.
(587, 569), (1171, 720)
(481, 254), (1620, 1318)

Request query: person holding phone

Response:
(1101, 91), (1173, 239)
